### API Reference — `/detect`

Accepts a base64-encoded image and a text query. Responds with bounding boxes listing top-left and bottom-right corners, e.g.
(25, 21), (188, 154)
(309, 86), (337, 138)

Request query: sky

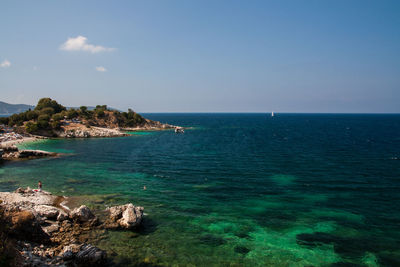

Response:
(1, 0), (399, 113)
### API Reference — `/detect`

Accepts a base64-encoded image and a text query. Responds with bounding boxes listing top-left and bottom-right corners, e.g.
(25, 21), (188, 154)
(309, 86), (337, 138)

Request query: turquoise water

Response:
(1, 113), (400, 266)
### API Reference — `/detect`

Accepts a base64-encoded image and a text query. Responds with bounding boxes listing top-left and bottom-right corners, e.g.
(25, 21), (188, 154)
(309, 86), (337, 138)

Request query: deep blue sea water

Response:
(1, 113), (400, 266)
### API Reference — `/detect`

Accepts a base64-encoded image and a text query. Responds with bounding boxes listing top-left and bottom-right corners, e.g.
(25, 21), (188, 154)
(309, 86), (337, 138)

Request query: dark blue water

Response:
(1, 113), (400, 266)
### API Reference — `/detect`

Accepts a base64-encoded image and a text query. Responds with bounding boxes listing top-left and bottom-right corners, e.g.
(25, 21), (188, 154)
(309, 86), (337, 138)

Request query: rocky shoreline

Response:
(1, 145), (58, 161)
(0, 188), (144, 266)
(0, 121), (178, 161)
(56, 126), (129, 138)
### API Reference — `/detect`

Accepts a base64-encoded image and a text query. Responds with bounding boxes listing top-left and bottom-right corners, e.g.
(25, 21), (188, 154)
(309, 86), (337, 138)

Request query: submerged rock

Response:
(105, 203), (144, 229)
(75, 244), (107, 265)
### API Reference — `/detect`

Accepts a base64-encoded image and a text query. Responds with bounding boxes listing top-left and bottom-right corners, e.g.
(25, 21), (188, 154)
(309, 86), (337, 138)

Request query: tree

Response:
(95, 105), (107, 110)
(40, 107), (55, 115)
(79, 106), (88, 113)
(8, 113), (26, 126)
(0, 117), (9, 125)
(37, 114), (50, 129)
(67, 109), (78, 119)
(133, 113), (144, 124)
(25, 122), (39, 133)
(25, 110), (38, 121)
(50, 120), (61, 129)
(34, 98), (66, 113)
(52, 113), (64, 121)
(96, 110), (105, 118)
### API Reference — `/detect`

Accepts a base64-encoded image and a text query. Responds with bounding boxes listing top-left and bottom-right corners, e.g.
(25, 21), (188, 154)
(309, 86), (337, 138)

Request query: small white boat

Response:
(271, 111), (274, 117)
(175, 127), (184, 133)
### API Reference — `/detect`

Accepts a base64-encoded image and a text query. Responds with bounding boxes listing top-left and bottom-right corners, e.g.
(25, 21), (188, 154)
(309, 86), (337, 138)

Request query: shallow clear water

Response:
(1, 113), (400, 266)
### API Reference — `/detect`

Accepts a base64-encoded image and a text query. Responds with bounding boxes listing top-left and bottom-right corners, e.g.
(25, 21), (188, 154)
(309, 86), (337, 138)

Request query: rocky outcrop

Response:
(0, 188), (145, 266)
(70, 205), (96, 223)
(7, 209), (50, 243)
(0, 189), (107, 266)
(121, 118), (176, 131)
(18, 241), (107, 266)
(57, 126), (128, 138)
(0, 145), (58, 160)
(104, 203), (144, 229)
(75, 244), (107, 265)
(34, 204), (61, 220)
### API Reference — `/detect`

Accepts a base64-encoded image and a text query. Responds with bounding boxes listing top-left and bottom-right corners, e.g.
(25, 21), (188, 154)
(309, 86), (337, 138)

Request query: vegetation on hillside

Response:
(0, 98), (146, 134)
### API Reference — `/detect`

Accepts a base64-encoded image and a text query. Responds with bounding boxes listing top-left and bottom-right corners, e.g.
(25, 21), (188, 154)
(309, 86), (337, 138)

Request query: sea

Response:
(1, 113), (399, 266)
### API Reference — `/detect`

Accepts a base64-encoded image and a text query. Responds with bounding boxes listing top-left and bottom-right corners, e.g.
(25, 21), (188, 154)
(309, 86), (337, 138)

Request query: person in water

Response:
(38, 181), (42, 192)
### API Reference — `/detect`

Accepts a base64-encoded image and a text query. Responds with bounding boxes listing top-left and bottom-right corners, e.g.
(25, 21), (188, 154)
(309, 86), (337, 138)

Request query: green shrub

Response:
(67, 109), (78, 119)
(0, 117), (9, 125)
(52, 113), (64, 121)
(96, 110), (105, 118)
(40, 107), (55, 115)
(51, 120), (61, 129)
(25, 122), (39, 133)
(37, 114), (50, 129)
(25, 110), (38, 120)
(35, 98), (66, 113)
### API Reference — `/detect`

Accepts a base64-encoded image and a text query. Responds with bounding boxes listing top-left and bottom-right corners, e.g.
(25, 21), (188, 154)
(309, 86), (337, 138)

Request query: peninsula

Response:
(0, 98), (177, 160)
(0, 98), (175, 138)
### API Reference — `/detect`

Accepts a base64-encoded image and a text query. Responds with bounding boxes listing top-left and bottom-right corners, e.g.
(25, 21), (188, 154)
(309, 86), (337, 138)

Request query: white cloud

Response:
(95, 66), (107, 72)
(33, 66), (38, 71)
(0, 59), (11, 68)
(60, 36), (114, 53)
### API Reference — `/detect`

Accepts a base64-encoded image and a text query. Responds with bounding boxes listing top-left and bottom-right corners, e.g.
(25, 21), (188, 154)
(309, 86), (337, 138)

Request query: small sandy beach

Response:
(0, 136), (39, 149)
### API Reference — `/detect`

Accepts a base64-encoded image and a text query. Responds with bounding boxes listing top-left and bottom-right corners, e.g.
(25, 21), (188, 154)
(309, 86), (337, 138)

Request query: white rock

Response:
(70, 205), (95, 222)
(106, 203), (144, 229)
(34, 205), (60, 220)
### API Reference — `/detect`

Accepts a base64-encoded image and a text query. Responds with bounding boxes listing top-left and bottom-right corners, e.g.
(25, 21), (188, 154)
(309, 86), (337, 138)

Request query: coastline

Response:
(0, 136), (43, 149)
(0, 136), (59, 161)
(0, 122), (179, 161)
(0, 187), (144, 266)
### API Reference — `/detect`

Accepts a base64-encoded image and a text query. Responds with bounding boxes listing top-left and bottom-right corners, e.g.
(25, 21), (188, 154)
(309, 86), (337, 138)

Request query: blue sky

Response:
(1, 0), (399, 112)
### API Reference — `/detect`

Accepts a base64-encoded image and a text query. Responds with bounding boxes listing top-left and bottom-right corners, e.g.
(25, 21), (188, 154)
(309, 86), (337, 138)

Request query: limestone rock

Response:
(8, 210), (49, 242)
(15, 187), (24, 194)
(60, 244), (82, 260)
(70, 205), (95, 223)
(42, 223), (59, 234)
(105, 203), (144, 229)
(34, 204), (60, 220)
(57, 211), (68, 221)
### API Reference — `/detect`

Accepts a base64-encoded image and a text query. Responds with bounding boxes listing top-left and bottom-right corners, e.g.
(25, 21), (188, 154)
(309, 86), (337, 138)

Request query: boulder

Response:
(75, 244), (107, 265)
(59, 244), (82, 260)
(105, 203), (144, 229)
(8, 210), (49, 242)
(57, 211), (69, 221)
(25, 187), (34, 194)
(42, 223), (59, 234)
(34, 205), (60, 220)
(15, 187), (24, 194)
(70, 205), (95, 223)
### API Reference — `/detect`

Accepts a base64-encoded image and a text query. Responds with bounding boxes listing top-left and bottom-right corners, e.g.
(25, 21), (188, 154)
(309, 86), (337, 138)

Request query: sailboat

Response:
(271, 111), (274, 117)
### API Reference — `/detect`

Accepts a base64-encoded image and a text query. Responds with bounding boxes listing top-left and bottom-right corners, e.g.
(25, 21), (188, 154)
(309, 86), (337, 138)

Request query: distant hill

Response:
(0, 101), (34, 115)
